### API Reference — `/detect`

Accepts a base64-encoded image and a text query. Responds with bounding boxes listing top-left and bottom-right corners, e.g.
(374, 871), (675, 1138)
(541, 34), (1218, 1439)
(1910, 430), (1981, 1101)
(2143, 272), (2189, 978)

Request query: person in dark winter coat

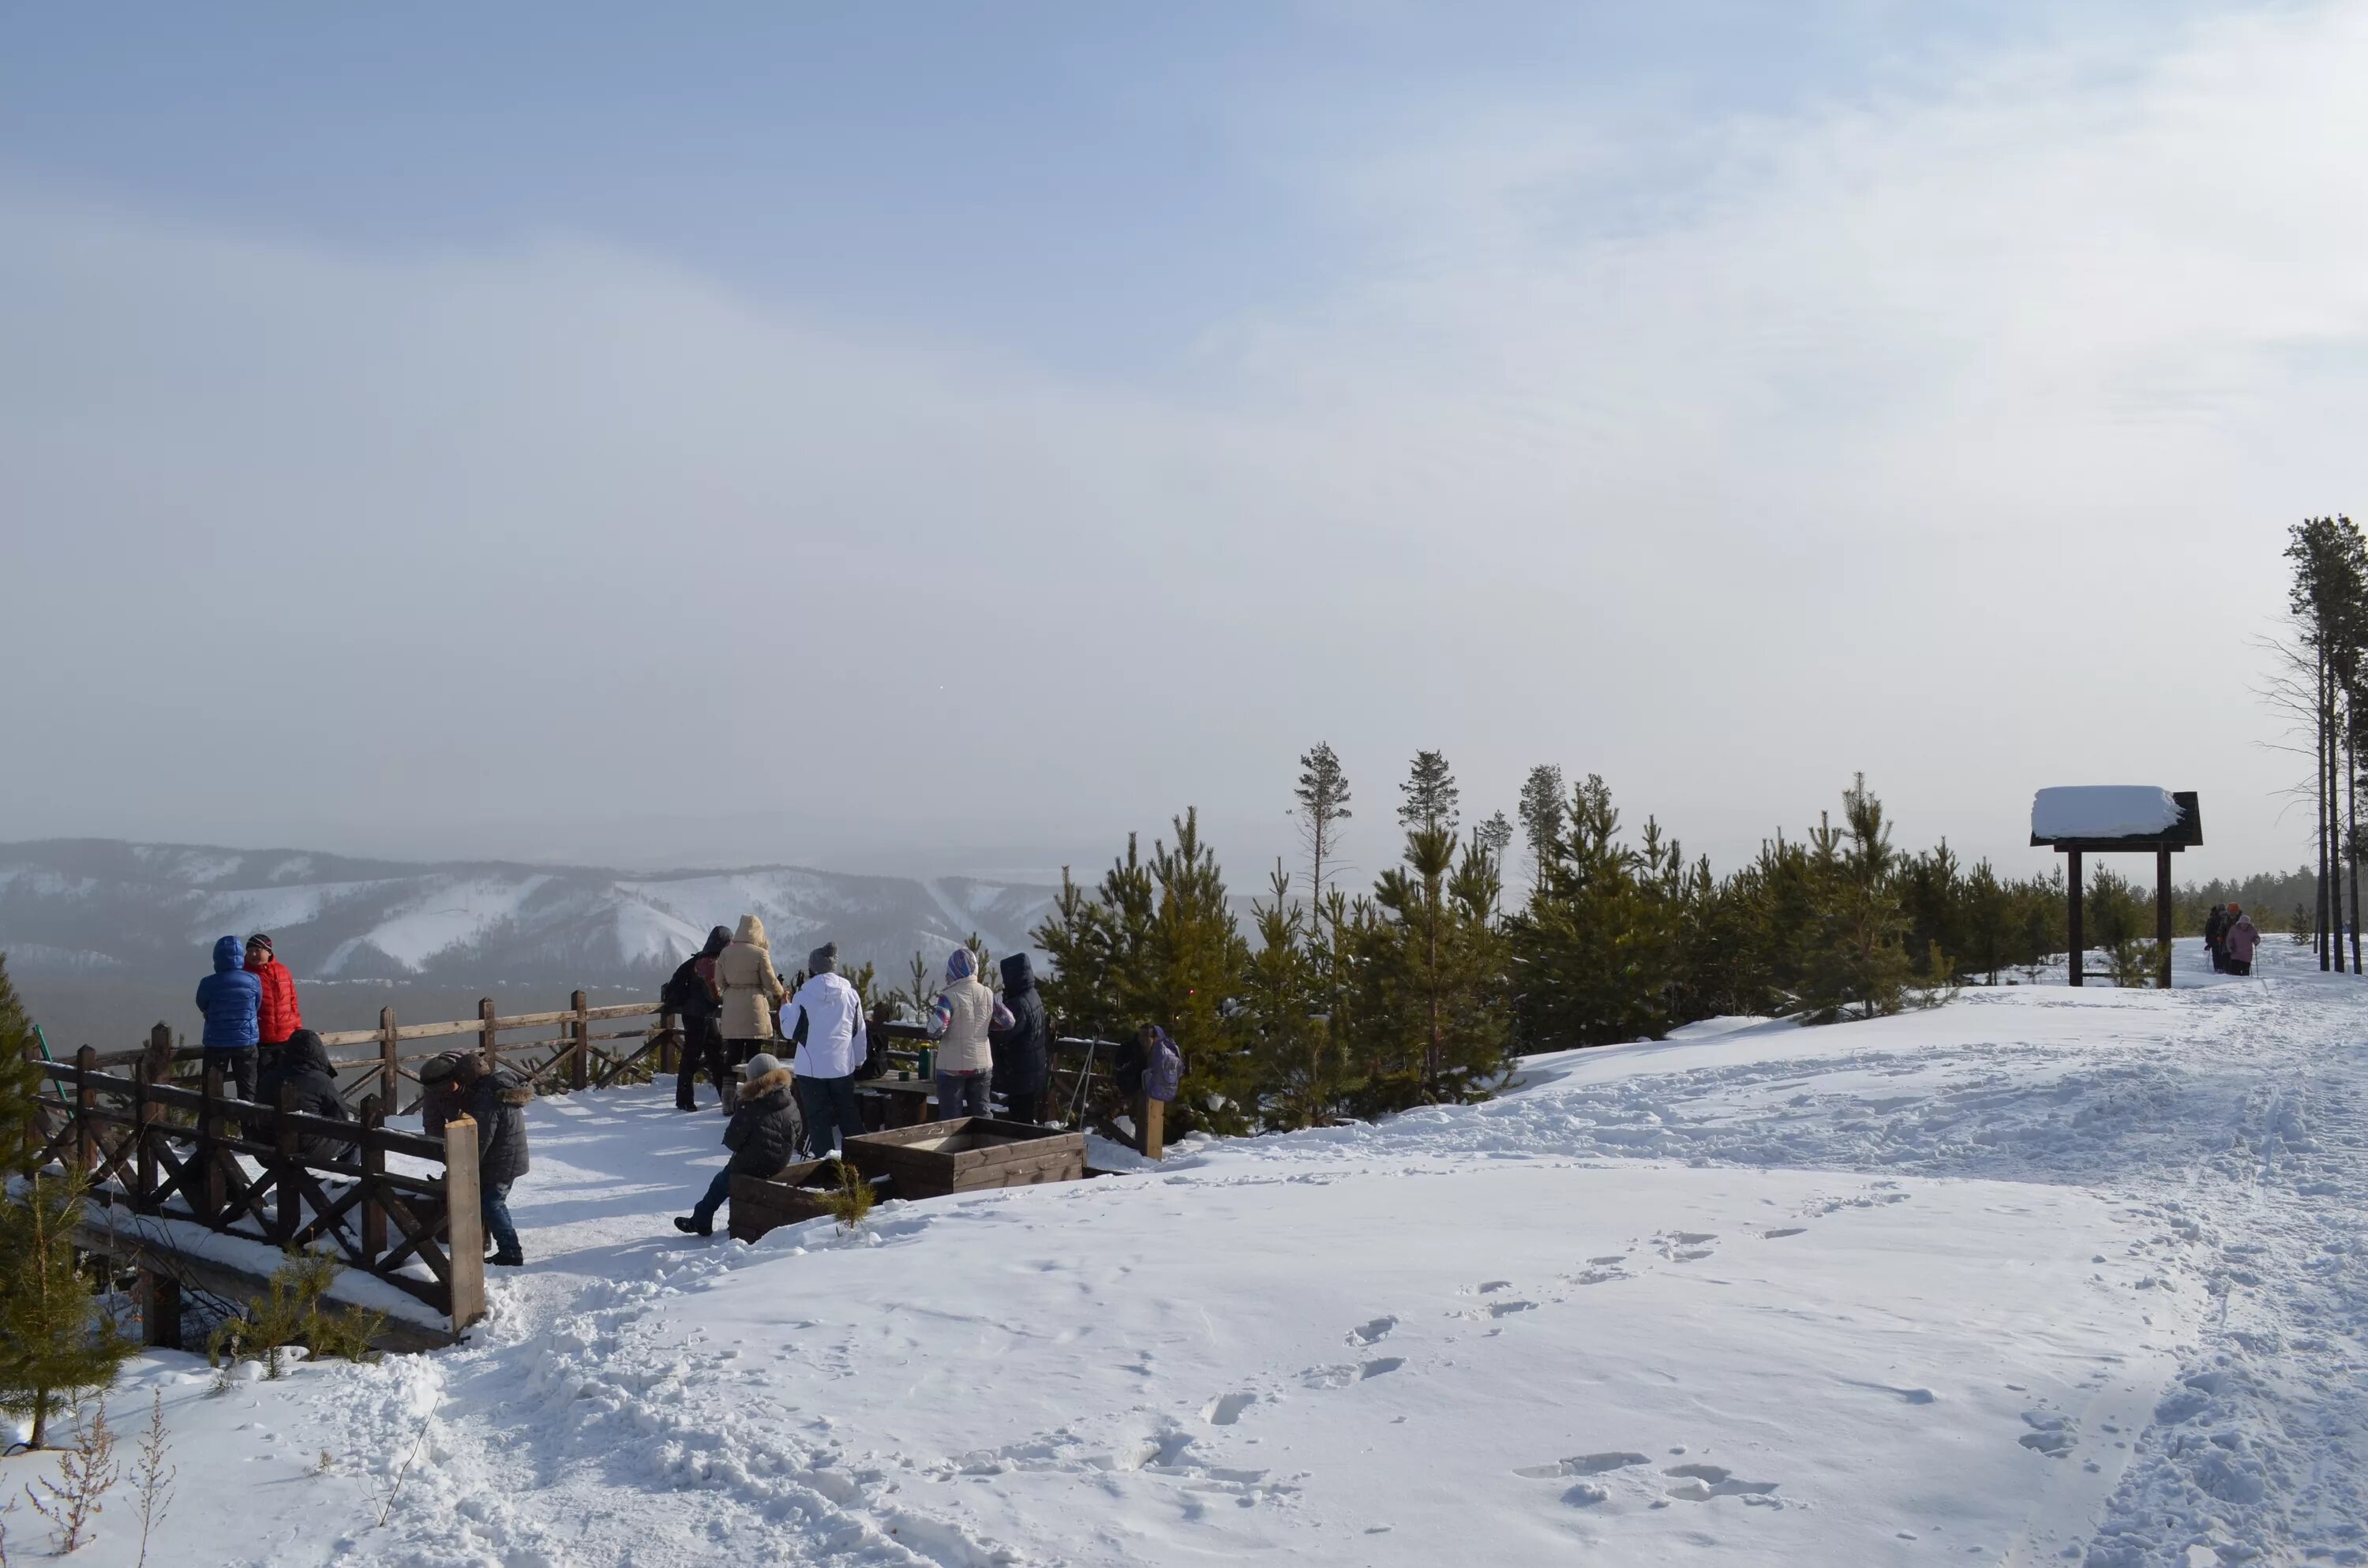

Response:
(194, 935), (264, 1099)
(2203, 903), (2230, 972)
(670, 926), (731, 1110)
(245, 934), (303, 1061)
(674, 1053), (799, 1236)
(418, 1052), (471, 1139)
(991, 953), (1053, 1124)
(452, 1055), (532, 1266)
(255, 1027), (354, 1161)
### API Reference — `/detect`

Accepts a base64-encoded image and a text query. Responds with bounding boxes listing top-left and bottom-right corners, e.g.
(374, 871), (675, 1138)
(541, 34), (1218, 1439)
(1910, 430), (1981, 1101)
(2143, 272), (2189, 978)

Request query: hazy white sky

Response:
(4, 2), (2362, 887)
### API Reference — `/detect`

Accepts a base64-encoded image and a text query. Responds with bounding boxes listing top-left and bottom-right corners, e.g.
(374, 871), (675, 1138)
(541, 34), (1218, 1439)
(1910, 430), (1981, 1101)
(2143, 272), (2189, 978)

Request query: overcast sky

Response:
(4, 2), (2362, 889)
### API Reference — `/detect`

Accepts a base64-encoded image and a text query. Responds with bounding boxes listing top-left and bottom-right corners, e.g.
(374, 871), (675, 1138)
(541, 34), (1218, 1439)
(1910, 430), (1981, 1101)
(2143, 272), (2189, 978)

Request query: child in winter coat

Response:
(674, 1053), (799, 1236)
(194, 935), (263, 1099)
(254, 1027), (354, 1161)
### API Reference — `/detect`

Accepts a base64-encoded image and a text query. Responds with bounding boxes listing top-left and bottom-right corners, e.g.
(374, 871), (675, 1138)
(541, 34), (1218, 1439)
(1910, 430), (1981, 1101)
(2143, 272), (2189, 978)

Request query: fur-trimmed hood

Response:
(740, 1066), (793, 1102)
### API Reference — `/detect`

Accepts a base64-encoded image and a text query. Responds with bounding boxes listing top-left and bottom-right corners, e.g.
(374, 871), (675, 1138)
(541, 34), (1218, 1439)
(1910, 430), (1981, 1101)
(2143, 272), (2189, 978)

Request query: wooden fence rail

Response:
(29, 1041), (485, 1336)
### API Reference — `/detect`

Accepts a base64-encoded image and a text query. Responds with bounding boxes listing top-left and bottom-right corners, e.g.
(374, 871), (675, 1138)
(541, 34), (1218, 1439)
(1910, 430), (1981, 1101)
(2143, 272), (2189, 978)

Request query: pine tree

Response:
(0, 1169), (134, 1449)
(1145, 810), (1251, 1133)
(1798, 774), (1913, 1022)
(1292, 743), (1353, 952)
(1242, 864), (1339, 1130)
(1397, 751), (1460, 836)
(2, 953), (47, 1177)
(1517, 765), (1565, 899)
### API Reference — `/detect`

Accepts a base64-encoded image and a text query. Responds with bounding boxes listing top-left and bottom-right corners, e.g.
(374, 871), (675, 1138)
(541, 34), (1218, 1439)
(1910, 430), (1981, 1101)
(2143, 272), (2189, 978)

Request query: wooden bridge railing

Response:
(77, 997), (686, 1119)
(30, 1039), (486, 1335)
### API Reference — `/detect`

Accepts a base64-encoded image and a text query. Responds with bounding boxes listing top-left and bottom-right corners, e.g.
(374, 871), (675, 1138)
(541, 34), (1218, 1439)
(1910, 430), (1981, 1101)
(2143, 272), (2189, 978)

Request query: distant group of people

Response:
(2204, 903), (2261, 975)
(665, 915), (1054, 1237)
(183, 918), (1070, 1262)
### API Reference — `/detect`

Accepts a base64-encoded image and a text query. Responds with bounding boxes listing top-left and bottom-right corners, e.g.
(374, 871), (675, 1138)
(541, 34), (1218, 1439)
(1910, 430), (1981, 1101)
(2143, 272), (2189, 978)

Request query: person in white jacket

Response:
(781, 942), (870, 1157)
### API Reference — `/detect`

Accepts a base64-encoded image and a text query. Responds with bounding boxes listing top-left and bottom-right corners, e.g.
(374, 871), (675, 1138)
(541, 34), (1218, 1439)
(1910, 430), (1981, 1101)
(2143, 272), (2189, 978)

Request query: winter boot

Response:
(673, 1215), (711, 1237)
(487, 1249), (525, 1267)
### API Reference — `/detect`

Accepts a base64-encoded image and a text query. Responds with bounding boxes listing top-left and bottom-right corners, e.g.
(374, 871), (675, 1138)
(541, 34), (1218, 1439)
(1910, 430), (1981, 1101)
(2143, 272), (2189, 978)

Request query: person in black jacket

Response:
(441, 1055), (532, 1267)
(991, 953), (1053, 1124)
(670, 926), (732, 1110)
(674, 1053), (797, 1237)
(2203, 902), (2230, 972)
(255, 1028), (355, 1162)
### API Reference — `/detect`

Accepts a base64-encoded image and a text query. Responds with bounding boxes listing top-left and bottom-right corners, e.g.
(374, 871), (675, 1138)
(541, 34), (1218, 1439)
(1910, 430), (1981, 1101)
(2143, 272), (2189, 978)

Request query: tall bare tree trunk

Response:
(2351, 691), (2362, 974)
(2321, 653), (2334, 970)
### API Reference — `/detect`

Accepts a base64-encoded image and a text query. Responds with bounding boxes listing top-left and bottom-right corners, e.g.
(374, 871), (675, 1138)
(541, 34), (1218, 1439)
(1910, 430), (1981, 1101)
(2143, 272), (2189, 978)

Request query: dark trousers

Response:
(205, 1047), (258, 1101)
(676, 1014), (728, 1108)
(1001, 1083), (1050, 1125)
(689, 1167), (735, 1227)
(936, 1070), (991, 1120)
(482, 1179), (520, 1259)
(797, 1073), (866, 1158)
(2229, 958), (2252, 976)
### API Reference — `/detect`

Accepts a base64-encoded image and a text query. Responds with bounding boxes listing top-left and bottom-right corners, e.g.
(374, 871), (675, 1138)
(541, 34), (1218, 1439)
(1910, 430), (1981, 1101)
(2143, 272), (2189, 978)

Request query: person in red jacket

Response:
(245, 934), (303, 1063)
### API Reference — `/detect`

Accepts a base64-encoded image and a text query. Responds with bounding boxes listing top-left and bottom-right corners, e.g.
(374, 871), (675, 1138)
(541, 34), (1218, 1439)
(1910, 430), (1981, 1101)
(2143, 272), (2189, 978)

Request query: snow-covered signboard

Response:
(2030, 785), (2183, 843)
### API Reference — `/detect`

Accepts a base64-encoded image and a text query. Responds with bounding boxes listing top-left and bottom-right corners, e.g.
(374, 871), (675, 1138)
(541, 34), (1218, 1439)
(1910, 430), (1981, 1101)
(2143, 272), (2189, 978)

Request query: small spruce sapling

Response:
(822, 1159), (875, 1233)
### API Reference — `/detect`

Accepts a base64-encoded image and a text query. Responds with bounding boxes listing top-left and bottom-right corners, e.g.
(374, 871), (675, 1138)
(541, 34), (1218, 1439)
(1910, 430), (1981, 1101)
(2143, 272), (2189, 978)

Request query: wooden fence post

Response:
(379, 1005), (400, 1113)
(1137, 1095), (1164, 1161)
(479, 997), (499, 1076)
(658, 1007), (679, 1075)
(198, 1059), (227, 1224)
(359, 1095), (388, 1261)
(571, 990), (590, 1091)
(74, 1045), (98, 1173)
(274, 1081), (302, 1248)
(442, 1115), (487, 1334)
(141, 1270), (183, 1351)
(2066, 849), (2085, 986)
(136, 1024), (170, 1208)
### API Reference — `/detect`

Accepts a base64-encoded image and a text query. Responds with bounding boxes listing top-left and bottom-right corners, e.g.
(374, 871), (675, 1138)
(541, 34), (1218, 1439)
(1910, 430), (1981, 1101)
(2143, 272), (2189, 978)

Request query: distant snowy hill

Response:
(0, 839), (1058, 987)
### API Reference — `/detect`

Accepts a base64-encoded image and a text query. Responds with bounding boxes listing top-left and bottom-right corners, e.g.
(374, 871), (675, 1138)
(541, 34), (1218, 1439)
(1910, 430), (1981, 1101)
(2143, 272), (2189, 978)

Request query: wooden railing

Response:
(308, 994), (680, 1116)
(30, 1035), (485, 1334)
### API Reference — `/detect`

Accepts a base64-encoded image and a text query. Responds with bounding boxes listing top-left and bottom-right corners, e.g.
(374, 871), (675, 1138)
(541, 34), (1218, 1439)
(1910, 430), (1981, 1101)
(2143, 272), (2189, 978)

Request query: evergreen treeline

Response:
(1032, 754), (2183, 1135)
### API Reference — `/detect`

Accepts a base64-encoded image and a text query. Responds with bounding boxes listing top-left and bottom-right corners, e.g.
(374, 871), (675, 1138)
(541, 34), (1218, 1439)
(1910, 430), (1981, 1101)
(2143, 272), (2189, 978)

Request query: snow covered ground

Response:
(11, 934), (2366, 1567)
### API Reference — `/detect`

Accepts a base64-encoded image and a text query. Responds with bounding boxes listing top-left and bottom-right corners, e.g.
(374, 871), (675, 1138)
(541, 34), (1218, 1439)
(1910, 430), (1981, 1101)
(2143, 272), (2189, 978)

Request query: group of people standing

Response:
(665, 915), (1055, 1237)
(2204, 902), (2262, 975)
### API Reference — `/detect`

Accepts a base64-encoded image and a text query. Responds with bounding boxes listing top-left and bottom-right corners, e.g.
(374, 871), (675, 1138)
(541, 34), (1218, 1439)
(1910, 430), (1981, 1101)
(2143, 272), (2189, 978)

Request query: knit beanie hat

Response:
(744, 1052), (785, 1082)
(809, 943), (837, 976)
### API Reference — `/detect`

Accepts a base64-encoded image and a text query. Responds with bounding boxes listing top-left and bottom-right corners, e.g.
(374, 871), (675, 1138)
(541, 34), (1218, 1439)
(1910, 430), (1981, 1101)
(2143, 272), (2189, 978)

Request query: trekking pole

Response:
(1065, 1040), (1100, 1129)
(31, 1024), (71, 1108)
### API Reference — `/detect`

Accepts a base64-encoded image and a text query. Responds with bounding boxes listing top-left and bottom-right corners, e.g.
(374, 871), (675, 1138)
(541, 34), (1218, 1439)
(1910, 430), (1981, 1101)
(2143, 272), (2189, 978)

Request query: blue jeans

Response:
(797, 1073), (866, 1157)
(936, 1071), (991, 1119)
(481, 1180), (520, 1258)
(690, 1167), (734, 1227)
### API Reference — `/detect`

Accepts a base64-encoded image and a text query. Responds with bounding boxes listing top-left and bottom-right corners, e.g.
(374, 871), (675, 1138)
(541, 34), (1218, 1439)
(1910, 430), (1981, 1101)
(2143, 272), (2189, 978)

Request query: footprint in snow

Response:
(1203, 1392), (1258, 1426)
(1515, 1452), (1650, 1479)
(1664, 1463), (1781, 1504)
(1347, 1315), (1396, 1346)
(1764, 1227), (1808, 1239)
(2018, 1412), (2078, 1458)
(1486, 1300), (1537, 1319)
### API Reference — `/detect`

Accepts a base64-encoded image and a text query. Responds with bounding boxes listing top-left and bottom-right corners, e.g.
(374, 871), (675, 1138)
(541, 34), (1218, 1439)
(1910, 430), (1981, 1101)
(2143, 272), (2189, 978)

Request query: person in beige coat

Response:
(715, 913), (785, 1091)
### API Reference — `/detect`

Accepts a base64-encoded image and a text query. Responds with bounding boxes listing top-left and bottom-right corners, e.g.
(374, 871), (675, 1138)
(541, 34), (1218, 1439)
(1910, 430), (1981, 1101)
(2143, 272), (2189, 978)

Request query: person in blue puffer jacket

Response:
(194, 934), (263, 1099)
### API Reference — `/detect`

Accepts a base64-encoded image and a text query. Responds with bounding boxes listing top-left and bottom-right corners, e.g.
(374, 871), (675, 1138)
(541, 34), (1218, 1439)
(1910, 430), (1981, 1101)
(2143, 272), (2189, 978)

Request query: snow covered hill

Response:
(0, 839), (1058, 986)
(13, 935), (2365, 1566)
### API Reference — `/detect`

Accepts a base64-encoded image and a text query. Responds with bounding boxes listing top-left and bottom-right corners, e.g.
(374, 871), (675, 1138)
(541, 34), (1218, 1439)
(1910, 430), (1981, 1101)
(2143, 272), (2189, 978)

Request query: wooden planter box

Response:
(843, 1117), (1085, 1201)
(728, 1158), (842, 1243)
